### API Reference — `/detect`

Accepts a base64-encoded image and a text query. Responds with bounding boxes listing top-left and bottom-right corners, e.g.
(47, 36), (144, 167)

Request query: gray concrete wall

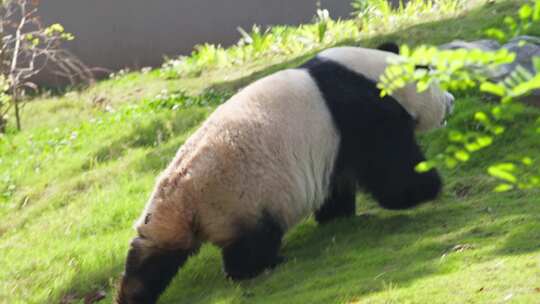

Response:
(37, 0), (353, 77)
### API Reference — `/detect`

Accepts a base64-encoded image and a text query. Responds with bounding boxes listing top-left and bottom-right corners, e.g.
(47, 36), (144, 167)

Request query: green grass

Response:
(1, 0), (540, 303)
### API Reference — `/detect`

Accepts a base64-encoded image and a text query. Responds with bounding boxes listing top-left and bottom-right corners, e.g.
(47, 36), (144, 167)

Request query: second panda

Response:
(117, 43), (455, 304)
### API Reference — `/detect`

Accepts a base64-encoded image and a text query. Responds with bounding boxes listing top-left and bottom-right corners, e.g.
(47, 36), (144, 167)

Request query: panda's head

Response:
(395, 74), (455, 132)
(318, 43), (454, 132)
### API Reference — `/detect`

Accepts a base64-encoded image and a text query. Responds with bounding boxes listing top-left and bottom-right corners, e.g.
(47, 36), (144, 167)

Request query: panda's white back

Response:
(318, 46), (397, 83)
(318, 46), (451, 132)
(228, 69), (340, 219)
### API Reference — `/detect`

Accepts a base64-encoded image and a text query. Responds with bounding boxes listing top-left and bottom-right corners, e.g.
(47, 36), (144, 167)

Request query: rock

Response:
(502, 36), (540, 106)
(502, 37), (540, 76)
(508, 35), (540, 46)
(440, 35), (540, 106)
(439, 39), (501, 51)
(439, 39), (509, 79)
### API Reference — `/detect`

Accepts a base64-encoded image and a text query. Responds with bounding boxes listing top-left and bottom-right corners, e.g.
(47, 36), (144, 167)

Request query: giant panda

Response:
(116, 43), (454, 304)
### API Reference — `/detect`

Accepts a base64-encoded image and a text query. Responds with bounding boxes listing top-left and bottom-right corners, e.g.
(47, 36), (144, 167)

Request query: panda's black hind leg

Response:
(315, 172), (357, 224)
(222, 211), (285, 280)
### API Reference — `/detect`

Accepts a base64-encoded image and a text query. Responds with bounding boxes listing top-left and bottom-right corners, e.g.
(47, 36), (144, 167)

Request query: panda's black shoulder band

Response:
(299, 55), (414, 134)
(376, 42), (400, 54)
(299, 55), (441, 211)
(299, 56), (329, 70)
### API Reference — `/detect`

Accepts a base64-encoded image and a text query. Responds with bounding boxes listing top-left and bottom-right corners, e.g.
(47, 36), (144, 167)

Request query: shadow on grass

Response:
(134, 136), (188, 173)
(206, 50), (319, 94)
(57, 264), (122, 304)
(159, 191), (540, 304)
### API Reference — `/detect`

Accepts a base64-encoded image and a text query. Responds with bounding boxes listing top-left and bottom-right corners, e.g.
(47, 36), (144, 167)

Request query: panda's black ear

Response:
(376, 42), (400, 54)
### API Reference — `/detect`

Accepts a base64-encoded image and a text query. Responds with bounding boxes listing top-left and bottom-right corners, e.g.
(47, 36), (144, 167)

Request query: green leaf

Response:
(480, 82), (506, 96)
(445, 157), (458, 169)
(494, 183), (514, 192)
(474, 112), (489, 123)
(448, 131), (464, 142)
(491, 106), (502, 119)
(465, 142), (481, 152)
(510, 75), (540, 98)
(504, 16), (517, 32)
(400, 44), (410, 57)
(476, 136), (493, 148)
(533, 57), (540, 73)
(416, 80), (430, 92)
(496, 163), (516, 171)
(44, 23), (66, 36)
(485, 28), (506, 42)
(522, 157), (533, 166)
(534, 1), (540, 21)
(519, 4), (533, 21)
(415, 161), (434, 173)
(393, 79), (406, 89)
(492, 126), (505, 135)
(488, 164), (517, 183)
(61, 33), (75, 41)
(454, 150), (470, 162)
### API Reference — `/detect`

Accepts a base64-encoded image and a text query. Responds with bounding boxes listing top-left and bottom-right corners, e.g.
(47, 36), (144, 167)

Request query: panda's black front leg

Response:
(222, 211), (285, 280)
(315, 172), (357, 224)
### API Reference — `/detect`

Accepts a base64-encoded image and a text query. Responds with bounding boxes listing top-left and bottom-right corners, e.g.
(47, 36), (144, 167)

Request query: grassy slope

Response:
(1, 0), (540, 303)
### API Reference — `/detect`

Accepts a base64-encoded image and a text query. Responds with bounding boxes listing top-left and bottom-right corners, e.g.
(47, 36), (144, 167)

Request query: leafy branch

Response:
(378, 0), (540, 192)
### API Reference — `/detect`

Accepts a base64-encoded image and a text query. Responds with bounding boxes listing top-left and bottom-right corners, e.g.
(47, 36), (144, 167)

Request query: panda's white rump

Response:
(137, 69), (340, 247)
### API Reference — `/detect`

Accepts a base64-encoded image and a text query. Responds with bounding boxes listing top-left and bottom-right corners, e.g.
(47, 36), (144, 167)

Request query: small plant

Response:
(352, 0), (392, 28)
(352, 0), (466, 34)
(485, 1), (540, 43)
(144, 89), (232, 111)
(161, 0), (468, 79)
(109, 68), (131, 80)
(315, 8), (331, 43)
(351, 0), (370, 16)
